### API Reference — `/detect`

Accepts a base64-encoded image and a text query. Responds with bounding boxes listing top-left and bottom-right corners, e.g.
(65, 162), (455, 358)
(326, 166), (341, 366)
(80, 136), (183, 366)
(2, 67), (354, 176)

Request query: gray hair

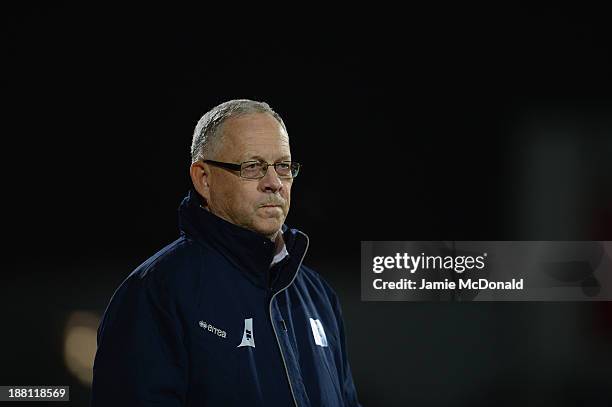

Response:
(190, 99), (288, 163)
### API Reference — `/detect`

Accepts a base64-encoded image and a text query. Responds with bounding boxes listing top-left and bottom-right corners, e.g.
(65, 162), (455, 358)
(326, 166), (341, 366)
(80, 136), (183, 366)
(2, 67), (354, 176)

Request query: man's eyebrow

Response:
(243, 154), (291, 162)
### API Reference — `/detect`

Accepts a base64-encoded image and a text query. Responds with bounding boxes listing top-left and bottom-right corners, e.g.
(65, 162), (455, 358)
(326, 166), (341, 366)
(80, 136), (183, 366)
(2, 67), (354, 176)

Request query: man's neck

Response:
(270, 230), (289, 268)
(272, 230), (285, 256)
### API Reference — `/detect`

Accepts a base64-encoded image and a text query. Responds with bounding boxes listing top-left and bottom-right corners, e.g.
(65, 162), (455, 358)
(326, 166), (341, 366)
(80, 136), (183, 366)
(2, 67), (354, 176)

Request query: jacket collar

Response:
(178, 188), (308, 290)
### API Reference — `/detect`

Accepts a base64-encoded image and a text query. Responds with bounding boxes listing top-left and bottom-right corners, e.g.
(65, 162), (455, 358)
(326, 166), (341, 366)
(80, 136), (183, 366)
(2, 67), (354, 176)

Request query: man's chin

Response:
(252, 219), (283, 239)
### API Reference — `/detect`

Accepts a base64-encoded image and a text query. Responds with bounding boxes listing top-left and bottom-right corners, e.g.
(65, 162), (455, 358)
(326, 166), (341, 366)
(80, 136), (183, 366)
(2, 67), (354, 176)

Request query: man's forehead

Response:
(233, 138), (292, 162)
(221, 113), (290, 158)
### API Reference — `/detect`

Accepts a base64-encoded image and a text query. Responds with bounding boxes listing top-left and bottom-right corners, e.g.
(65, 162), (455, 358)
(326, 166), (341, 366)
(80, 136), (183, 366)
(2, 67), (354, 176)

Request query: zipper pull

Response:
(279, 319), (287, 332)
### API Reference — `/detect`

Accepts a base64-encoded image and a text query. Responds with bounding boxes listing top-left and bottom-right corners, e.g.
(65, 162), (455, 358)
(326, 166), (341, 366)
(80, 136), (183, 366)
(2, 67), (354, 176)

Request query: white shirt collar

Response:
(270, 243), (289, 267)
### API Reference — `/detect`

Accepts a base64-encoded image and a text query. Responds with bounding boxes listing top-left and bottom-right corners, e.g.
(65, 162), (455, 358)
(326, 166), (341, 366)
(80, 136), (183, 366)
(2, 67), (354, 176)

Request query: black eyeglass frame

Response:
(202, 159), (301, 179)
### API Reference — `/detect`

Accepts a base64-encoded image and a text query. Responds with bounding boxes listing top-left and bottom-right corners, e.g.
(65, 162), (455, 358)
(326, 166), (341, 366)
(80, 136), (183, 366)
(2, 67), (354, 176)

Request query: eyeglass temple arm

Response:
(201, 159), (242, 171)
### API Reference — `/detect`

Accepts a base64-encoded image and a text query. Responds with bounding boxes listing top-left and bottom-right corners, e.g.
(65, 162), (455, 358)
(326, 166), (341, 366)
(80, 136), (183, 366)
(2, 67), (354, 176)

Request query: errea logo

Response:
(198, 320), (227, 339)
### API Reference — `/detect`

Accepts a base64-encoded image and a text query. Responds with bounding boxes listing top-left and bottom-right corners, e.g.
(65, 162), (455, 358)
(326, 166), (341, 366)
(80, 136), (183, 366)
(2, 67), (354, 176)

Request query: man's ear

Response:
(190, 161), (211, 205)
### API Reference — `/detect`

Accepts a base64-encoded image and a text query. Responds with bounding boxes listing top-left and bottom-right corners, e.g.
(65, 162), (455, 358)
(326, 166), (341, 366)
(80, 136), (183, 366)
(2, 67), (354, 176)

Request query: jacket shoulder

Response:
(131, 236), (200, 279)
(97, 237), (203, 343)
(114, 236), (204, 313)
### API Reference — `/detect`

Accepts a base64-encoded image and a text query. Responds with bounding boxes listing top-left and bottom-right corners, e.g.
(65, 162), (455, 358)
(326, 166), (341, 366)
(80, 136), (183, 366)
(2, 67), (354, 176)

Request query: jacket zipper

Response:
(268, 231), (309, 407)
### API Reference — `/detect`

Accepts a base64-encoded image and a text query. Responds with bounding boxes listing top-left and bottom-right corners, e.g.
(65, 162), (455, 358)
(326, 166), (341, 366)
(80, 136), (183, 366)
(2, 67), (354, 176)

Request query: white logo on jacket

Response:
(309, 318), (328, 347)
(238, 318), (255, 348)
(198, 320), (227, 339)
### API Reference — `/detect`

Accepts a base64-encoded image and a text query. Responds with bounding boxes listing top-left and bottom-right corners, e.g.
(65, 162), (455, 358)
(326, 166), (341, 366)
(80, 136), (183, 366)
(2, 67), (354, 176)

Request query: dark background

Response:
(2, 4), (612, 406)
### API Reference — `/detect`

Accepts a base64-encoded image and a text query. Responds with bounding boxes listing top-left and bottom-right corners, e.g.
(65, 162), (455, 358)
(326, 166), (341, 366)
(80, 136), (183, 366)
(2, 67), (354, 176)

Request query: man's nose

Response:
(259, 165), (283, 192)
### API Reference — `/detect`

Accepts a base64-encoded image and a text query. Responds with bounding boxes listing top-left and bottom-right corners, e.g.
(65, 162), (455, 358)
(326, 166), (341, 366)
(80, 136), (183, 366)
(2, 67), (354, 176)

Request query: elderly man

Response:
(91, 99), (361, 406)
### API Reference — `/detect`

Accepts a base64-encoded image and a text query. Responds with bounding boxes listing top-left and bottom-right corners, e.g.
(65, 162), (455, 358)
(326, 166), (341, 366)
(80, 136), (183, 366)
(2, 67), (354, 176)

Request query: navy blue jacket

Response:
(91, 189), (361, 406)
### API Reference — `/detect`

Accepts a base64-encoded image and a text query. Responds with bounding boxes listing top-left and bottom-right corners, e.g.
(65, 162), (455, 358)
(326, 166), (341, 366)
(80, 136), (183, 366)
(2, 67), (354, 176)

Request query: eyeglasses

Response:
(202, 159), (301, 179)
